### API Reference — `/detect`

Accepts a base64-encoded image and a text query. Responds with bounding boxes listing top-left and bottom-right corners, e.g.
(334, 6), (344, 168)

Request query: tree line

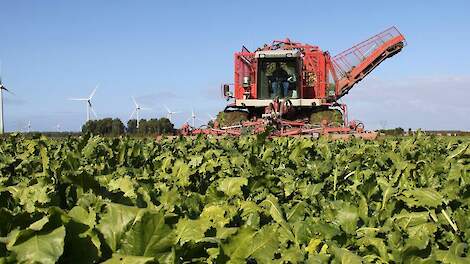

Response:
(82, 118), (175, 135)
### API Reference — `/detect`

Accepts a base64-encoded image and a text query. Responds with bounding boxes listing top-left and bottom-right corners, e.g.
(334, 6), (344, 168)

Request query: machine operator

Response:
(270, 63), (295, 98)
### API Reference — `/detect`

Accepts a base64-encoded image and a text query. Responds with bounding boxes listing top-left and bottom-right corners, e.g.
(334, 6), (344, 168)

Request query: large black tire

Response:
(216, 111), (249, 127)
(309, 108), (343, 127)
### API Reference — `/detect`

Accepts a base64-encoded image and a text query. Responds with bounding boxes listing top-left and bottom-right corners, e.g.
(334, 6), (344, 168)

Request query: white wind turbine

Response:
(129, 96), (151, 128)
(185, 109), (204, 127)
(164, 105), (180, 122)
(0, 61), (13, 134)
(69, 85), (98, 122)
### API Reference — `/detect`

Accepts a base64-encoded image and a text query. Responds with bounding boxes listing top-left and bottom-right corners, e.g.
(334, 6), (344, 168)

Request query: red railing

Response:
(332, 27), (405, 78)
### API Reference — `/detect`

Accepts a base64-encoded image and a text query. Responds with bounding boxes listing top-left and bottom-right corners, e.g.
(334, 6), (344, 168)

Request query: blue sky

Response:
(1, 0), (469, 131)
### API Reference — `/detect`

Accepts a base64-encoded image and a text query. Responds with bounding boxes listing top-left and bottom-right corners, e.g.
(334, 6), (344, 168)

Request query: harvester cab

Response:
(255, 49), (301, 99)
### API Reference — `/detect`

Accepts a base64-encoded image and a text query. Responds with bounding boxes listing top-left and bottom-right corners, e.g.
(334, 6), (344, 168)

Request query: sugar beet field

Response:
(0, 133), (469, 263)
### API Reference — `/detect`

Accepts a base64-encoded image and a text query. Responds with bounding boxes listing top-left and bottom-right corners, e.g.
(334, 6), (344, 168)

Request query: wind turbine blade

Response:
(164, 105), (171, 113)
(0, 61), (5, 90)
(129, 109), (136, 119)
(2, 86), (14, 95)
(90, 106), (98, 118)
(89, 87), (97, 100)
(132, 96), (138, 107)
(140, 107), (152, 110)
(68, 98), (88, 101)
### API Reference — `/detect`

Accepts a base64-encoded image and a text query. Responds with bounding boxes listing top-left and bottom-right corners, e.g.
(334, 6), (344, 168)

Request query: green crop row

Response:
(0, 133), (469, 263)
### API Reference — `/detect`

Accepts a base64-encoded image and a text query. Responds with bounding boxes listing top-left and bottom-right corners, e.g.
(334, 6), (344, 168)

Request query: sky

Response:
(0, 0), (469, 132)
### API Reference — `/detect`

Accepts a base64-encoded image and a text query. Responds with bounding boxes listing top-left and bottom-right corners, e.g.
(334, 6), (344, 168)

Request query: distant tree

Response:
(100, 118), (113, 135)
(127, 119), (137, 134)
(158, 117), (174, 134)
(111, 118), (125, 135)
(81, 118), (125, 136)
(82, 120), (97, 134)
(138, 119), (148, 134)
(379, 127), (405, 136)
(147, 118), (160, 134)
(126, 117), (175, 135)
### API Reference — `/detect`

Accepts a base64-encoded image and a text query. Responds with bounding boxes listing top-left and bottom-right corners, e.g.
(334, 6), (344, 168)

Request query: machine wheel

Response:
(309, 108), (343, 127)
(216, 111), (249, 127)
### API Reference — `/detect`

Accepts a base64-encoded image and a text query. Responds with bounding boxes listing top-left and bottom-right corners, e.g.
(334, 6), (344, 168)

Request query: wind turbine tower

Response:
(0, 61), (13, 134)
(185, 109), (203, 127)
(69, 85), (98, 122)
(129, 96), (151, 128)
(164, 105), (180, 123)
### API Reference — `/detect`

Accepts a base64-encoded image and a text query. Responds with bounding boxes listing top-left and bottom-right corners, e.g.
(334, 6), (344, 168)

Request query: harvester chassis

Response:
(182, 100), (376, 139)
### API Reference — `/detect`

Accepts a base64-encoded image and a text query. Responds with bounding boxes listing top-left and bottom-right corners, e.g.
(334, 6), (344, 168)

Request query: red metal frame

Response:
(182, 115), (374, 139)
(234, 52), (256, 99)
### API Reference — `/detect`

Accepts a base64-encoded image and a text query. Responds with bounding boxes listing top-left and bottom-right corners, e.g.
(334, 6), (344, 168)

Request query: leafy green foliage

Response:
(0, 133), (469, 263)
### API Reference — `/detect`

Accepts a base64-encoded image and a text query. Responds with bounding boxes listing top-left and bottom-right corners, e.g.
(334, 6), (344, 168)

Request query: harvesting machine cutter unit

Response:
(182, 27), (406, 138)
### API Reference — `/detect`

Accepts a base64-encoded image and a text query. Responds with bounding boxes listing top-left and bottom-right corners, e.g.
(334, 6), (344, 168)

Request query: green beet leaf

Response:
(119, 211), (176, 257)
(9, 226), (65, 264)
(97, 203), (141, 252)
(101, 254), (155, 264)
(217, 177), (248, 196)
